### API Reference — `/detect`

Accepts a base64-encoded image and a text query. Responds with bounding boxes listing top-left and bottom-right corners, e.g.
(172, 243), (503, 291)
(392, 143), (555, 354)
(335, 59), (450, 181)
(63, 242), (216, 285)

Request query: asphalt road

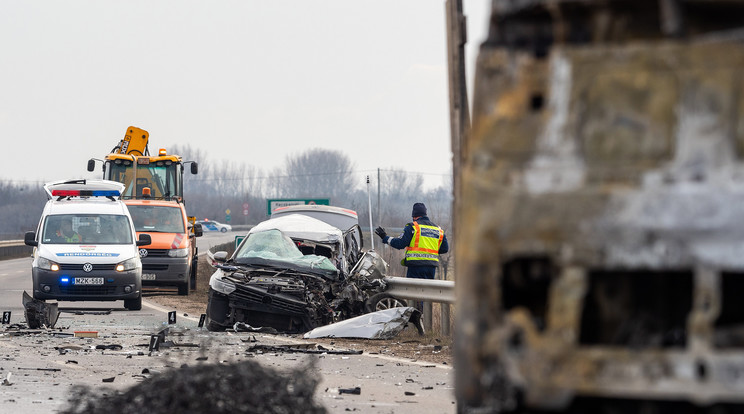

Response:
(0, 231), (456, 413)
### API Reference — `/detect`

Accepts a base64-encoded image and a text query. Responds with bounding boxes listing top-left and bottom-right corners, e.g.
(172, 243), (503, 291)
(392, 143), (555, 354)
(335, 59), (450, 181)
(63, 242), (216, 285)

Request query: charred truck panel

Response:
(456, 1), (744, 412)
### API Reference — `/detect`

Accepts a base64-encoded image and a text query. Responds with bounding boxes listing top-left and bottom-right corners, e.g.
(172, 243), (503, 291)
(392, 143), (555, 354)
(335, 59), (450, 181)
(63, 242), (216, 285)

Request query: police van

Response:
(24, 179), (151, 310)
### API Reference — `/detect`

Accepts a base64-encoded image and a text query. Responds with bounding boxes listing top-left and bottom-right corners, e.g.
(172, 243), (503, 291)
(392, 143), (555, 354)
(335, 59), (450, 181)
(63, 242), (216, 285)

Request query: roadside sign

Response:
(266, 198), (330, 215)
(225, 209), (231, 215)
(225, 214), (231, 222)
(235, 235), (245, 250)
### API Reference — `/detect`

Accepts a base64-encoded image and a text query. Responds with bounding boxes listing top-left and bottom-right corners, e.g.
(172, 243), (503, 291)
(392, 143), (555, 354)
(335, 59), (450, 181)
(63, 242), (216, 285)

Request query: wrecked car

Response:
(205, 213), (390, 333)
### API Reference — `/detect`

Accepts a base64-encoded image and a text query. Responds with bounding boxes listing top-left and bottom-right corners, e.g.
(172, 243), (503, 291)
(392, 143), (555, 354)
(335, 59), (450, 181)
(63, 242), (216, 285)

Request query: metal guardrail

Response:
(0, 240), (23, 247)
(0, 240), (33, 261)
(383, 276), (455, 336)
(383, 276), (455, 303)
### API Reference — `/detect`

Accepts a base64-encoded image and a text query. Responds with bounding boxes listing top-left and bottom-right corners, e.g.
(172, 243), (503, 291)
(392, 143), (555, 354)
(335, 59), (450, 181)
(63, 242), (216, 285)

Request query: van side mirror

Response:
(136, 234), (152, 247)
(24, 232), (37, 247)
(193, 223), (203, 237)
(213, 251), (228, 262)
(87, 159), (96, 172)
(190, 162), (198, 174)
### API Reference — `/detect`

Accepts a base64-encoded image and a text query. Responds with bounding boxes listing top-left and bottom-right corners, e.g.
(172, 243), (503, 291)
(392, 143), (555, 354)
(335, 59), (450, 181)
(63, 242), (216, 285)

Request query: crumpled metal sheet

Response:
(303, 307), (424, 339)
(22, 290), (59, 329)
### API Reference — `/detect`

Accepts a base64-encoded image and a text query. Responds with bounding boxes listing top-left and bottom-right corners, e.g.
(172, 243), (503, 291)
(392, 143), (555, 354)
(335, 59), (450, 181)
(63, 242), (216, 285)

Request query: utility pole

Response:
(445, 0), (469, 267)
(444, 0), (468, 341)
(377, 168), (381, 225)
(367, 175), (375, 250)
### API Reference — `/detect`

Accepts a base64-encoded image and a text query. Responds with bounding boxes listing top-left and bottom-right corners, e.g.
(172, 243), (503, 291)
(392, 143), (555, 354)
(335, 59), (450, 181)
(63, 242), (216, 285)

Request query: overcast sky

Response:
(1, 1), (489, 190)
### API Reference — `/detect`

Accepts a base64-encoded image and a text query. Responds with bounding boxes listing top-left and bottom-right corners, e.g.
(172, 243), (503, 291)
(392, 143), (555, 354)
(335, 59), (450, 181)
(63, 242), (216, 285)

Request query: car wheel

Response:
(365, 293), (407, 313)
(178, 282), (189, 296)
(220, 227), (227, 233)
(124, 295), (142, 311)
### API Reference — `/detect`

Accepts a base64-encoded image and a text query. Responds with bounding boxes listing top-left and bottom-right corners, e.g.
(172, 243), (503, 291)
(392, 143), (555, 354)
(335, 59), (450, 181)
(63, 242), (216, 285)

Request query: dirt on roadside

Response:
(145, 259), (454, 366)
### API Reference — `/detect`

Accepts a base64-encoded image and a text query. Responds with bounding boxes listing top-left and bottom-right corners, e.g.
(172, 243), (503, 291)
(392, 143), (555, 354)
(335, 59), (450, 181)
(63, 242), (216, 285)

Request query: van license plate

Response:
(74, 277), (104, 285)
(142, 274), (157, 280)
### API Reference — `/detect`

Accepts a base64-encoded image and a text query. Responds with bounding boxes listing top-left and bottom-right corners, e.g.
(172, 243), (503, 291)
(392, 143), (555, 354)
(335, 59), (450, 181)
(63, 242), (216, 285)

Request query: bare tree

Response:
(273, 149), (356, 202)
(0, 180), (46, 239)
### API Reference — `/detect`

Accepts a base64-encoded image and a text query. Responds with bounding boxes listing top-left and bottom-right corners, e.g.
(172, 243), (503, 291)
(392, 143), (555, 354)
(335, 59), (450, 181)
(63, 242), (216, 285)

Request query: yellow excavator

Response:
(87, 126), (198, 200)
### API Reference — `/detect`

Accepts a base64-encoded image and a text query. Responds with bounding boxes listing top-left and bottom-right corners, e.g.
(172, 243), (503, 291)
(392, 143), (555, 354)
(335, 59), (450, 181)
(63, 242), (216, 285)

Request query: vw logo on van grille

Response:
(139, 249), (148, 258)
(82, 263), (93, 273)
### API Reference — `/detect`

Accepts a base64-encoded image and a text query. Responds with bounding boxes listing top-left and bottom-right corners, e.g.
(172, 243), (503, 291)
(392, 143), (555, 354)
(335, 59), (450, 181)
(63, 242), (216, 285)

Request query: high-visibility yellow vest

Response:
(405, 221), (444, 265)
(57, 231), (80, 243)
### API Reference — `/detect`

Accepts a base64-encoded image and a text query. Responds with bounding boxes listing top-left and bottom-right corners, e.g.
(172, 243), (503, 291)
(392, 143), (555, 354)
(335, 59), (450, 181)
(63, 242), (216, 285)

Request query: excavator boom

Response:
(114, 126), (149, 156)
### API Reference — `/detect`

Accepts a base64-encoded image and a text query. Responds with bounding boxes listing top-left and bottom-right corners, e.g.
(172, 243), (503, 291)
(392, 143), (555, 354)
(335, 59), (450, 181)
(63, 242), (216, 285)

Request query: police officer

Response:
(375, 202), (449, 280)
(56, 218), (81, 243)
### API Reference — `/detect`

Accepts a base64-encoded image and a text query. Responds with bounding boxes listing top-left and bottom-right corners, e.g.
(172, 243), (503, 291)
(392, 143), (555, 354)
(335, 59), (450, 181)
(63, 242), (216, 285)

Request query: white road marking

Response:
(142, 299), (200, 322)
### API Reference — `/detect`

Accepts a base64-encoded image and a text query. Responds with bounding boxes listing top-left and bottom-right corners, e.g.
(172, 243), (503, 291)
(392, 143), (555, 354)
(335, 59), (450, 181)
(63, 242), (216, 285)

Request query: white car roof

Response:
(249, 213), (342, 243)
(270, 205), (359, 232)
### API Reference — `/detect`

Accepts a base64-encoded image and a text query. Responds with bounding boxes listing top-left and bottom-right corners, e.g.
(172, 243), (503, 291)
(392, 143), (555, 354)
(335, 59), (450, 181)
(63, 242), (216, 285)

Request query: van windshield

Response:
(127, 205), (185, 233)
(42, 214), (133, 245)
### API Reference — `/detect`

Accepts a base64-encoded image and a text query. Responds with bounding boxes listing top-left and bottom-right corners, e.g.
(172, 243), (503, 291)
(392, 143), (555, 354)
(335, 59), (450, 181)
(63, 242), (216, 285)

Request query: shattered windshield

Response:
(234, 229), (338, 274)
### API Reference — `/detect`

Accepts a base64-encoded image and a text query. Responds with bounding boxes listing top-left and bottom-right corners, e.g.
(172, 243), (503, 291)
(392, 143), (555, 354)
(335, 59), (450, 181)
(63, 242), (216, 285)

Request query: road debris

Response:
(18, 367), (61, 372)
(61, 359), (325, 414)
(232, 322), (278, 334)
(22, 291), (59, 329)
(69, 310), (112, 316)
(101, 377), (115, 383)
(2, 372), (12, 386)
(338, 387), (361, 395)
(246, 344), (362, 355)
(95, 344), (123, 351)
(303, 307), (424, 339)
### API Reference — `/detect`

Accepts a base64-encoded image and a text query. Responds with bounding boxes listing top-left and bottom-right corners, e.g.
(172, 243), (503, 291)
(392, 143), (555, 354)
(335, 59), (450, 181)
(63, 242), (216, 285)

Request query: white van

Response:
(24, 179), (151, 310)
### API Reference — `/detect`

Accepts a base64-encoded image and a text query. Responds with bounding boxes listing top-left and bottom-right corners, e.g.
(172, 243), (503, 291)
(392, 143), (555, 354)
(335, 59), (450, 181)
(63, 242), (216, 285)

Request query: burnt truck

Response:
(455, 1), (744, 413)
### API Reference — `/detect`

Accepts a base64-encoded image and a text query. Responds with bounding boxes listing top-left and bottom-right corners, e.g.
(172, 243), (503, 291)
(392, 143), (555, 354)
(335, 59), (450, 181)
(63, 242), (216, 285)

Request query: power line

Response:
(184, 169), (452, 182)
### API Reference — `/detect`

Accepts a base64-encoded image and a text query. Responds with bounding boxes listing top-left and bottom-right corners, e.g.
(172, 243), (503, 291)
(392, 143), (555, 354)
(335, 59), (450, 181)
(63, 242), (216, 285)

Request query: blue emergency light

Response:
(52, 190), (121, 197)
(59, 277), (70, 284)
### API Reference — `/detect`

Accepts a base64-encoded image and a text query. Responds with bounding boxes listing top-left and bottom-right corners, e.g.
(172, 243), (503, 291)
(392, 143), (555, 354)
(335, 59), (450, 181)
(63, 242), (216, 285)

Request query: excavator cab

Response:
(88, 127), (198, 201)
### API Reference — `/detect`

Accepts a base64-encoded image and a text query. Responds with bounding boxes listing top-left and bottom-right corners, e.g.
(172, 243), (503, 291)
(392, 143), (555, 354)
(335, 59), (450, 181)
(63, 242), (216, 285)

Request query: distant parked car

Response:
(197, 220), (232, 233)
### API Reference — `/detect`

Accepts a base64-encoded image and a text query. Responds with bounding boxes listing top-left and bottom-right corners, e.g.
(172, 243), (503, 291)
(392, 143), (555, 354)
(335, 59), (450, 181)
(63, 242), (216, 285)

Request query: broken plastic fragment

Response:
(338, 387), (361, 395)
(303, 307), (424, 339)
